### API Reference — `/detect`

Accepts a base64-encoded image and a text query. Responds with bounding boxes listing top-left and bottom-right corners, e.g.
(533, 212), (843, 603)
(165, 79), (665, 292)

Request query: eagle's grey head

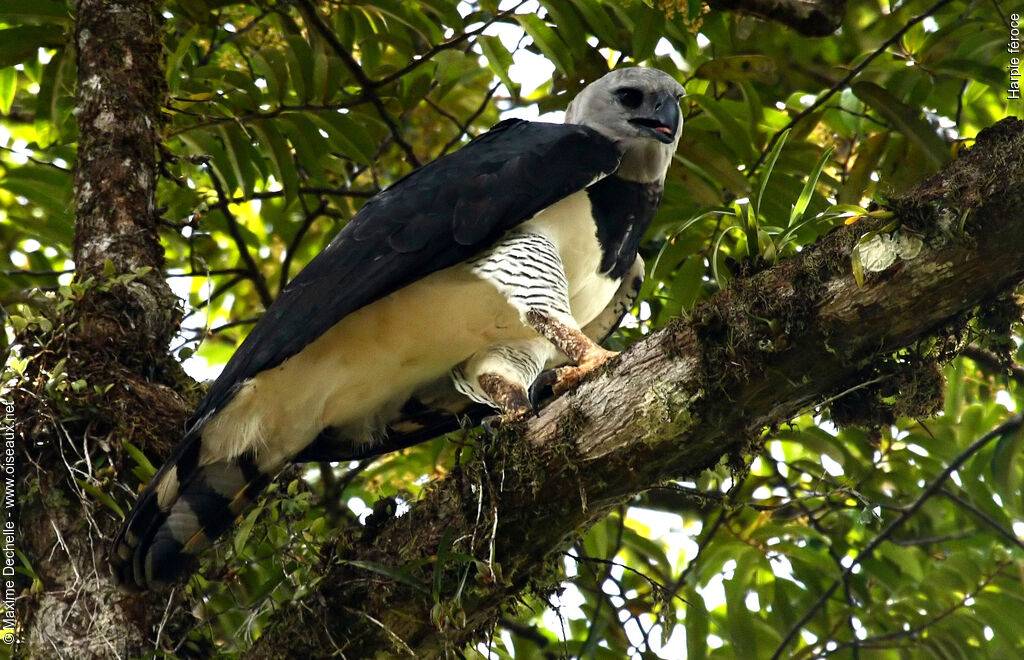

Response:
(565, 68), (685, 184)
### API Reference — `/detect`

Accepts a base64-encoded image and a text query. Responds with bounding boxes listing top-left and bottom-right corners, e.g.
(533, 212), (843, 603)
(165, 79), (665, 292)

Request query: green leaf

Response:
(643, 206), (730, 302)
(121, 440), (157, 482)
(630, 4), (664, 62)
(0, 0), (70, 23)
(233, 504), (261, 554)
(710, 224), (745, 287)
(690, 93), (757, 164)
(371, 0), (444, 44)
(277, 113), (328, 181)
(251, 48), (288, 104)
(0, 68), (16, 115)
(724, 553), (761, 657)
(850, 243), (865, 288)
(852, 81), (948, 170)
(929, 59), (1006, 89)
(76, 479), (125, 519)
(788, 145), (834, 227)
(695, 55), (777, 83)
(165, 25), (199, 93)
(571, 0), (621, 47)
(178, 129), (241, 194)
(755, 128), (789, 220)
(417, 0), (463, 27)
(478, 36), (518, 98)
(432, 526), (457, 601)
(515, 14), (573, 75)
(743, 202), (759, 259)
(313, 110), (378, 165)
(0, 25), (66, 68)
(251, 120), (299, 203)
(218, 123), (261, 197)
(341, 559), (431, 595)
(990, 425), (1024, 500)
(839, 133), (887, 204)
(285, 35), (315, 103)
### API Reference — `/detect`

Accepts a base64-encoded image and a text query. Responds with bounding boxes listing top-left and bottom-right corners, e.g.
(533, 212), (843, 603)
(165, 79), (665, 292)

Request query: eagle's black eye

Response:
(615, 87), (643, 109)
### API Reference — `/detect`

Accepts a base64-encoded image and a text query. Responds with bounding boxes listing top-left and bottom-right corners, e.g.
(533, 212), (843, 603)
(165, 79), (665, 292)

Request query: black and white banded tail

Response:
(110, 432), (271, 589)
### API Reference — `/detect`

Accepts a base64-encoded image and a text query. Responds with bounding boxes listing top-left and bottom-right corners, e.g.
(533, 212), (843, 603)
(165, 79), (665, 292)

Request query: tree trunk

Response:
(14, 2), (197, 658)
(247, 119), (1024, 658)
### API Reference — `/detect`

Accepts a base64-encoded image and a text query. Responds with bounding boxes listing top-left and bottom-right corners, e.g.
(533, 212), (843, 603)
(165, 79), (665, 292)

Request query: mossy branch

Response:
(247, 119), (1024, 658)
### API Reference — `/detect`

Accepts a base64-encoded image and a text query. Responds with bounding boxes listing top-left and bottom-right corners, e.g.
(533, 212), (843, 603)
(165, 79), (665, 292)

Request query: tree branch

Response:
(752, 0), (956, 171)
(771, 413), (1024, 659)
(706, 0), (847, 37)
(370, 1), (527, 89)
(208, 170), (274, 309)
(16, 2), (196, 657)
(293, 0), (422, 167)
(247, 118), (1024, 658)
(961, 344), (1024, 387)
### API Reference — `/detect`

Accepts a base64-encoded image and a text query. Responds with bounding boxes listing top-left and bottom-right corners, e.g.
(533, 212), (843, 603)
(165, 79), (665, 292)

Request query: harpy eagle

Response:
(111, 67), (685, 589)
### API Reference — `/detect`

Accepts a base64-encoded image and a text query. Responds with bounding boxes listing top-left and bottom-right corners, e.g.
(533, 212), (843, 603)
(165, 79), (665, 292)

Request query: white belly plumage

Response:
(200, 190), (621, 470)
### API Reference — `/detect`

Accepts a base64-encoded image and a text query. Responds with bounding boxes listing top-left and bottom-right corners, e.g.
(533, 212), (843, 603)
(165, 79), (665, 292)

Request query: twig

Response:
(165, 99), (375, 136)
(819, 559), (1011, 657)
(206, 317), (260, 334)
(207, 170), (274, 308)
(165, 268), (248, 278)
(238, 185), (377, 201)
(769, 413), (1024, 660)
(370, 1), (527, 89)
(752, 0), (956, 172)
(1, 269), (74, 278)
(280, 197), (329, 292)
(192, 273), (247, 310)
(294, 0), (421, 167)
(0, 143), (71, 172)
(889, 530), (979, 546)
(436, 82), (502, 157)
(939, 488), (1024, 553)
(572, 552), (686, 606)
(961, 344), (1024, 388)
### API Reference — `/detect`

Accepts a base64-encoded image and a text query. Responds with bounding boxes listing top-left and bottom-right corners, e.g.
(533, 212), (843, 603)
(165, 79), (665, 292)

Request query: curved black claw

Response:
(481, 414), (502, 437)
(528, 369), (558, 412)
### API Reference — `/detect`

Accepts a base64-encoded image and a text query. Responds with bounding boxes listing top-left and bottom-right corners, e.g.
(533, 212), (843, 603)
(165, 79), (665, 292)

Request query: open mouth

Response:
(629, 117), (675, 143)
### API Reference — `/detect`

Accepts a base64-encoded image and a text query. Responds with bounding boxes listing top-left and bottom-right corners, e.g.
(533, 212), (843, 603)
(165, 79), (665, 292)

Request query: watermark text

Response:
(1, 399), (16, 646)
(1009, 13), (1021, 99)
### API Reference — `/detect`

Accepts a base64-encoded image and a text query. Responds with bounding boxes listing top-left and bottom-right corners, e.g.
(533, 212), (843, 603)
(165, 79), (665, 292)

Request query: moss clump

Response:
(973, 294), (1022, 366)
(830, 355), (946, 428)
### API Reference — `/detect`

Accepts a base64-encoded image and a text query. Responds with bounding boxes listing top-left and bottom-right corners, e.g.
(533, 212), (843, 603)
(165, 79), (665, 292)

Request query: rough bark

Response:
(247, 120), (1024, 658)
(706, 0), (846, 36)
(14, 2), (196, 658)
(71, 0), (179, 361)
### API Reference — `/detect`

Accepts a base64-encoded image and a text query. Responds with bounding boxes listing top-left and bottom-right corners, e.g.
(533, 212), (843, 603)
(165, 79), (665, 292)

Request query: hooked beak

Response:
(628, 92), (681, 144)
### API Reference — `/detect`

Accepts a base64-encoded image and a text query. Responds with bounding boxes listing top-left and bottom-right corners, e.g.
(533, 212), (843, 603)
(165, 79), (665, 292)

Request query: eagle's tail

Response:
(110, 431), (271, 590)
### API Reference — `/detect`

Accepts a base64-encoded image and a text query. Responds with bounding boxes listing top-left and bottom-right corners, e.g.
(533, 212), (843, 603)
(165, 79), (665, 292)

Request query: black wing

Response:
(189, 119), (621, 428)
